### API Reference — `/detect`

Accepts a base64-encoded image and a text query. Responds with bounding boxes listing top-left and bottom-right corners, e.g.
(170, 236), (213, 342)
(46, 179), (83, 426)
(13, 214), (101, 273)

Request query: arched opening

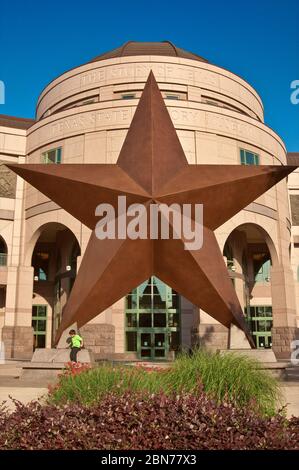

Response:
(223, 223), (278, 349)
(31, 223), (80, 349)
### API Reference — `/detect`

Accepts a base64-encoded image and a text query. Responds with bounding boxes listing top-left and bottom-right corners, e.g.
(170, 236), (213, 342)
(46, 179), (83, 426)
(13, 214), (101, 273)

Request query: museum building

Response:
(0, 41), (299, 360)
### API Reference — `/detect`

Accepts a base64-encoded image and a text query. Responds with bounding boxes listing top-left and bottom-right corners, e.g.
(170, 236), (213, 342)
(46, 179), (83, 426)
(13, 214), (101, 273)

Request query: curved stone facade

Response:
(0, 43), (298, 360)
(35, 57), (264, 120)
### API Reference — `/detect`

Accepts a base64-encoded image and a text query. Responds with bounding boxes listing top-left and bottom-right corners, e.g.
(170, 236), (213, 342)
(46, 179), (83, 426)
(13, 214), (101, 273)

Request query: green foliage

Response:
(49, 349), (282, 416)
(168, 350), (282, 415)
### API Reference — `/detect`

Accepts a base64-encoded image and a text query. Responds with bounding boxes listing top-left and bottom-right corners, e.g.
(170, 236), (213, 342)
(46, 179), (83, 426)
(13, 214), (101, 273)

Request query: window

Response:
(164, 91), (187, 100)
(81, 99), (95, 106)
(240, 149), (259, 165)
(245, 305), (272, 348)
(0, 287), (6, 309)
(32, 305), (47, 349)
(205, 99), (218, 106)
(0, 237), (7, 266)
(253, 254), (271, 283)
(165, 94), (180, 100)
(32, 251), (50, 281)
(121, 93), (136, 100)
(126, 331), (137, 351)
(41, 147), (62, 164)
(36, 268), (47, 281)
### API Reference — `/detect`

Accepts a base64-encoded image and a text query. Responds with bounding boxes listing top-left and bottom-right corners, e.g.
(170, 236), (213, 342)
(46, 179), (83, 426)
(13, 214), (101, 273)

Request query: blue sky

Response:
(0, 0), (298, 150)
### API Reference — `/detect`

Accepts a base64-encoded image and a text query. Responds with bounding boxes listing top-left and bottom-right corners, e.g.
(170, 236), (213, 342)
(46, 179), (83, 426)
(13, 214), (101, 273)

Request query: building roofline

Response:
(0, 114), (35, 130)
(88, 40), (209, 64)
(34, 41), (263, 113)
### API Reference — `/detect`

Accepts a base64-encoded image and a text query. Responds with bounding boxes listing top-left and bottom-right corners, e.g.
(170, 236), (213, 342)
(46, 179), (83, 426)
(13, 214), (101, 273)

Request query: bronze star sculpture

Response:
(8, 72), (297, 347)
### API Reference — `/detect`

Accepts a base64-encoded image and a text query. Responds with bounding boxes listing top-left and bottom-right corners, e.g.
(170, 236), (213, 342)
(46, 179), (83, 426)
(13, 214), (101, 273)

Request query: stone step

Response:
(21, 361), (67, 382)
(219, 348), (277, 362)
(31, 348), (94, 363)
(0, 367), (22, 378)
(285, 367), (299, 381)
(21, 368), (61, 383)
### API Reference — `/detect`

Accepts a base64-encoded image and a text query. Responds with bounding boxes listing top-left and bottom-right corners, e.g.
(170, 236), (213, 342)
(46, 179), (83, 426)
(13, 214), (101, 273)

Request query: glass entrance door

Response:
(246, 305), (273, 349)
(256, 334), (272, 349)
(140, 331), (167, 359)
(140, 332), (152, 358)
(125, 277), (180, 360)
(32, 305), (47, 349)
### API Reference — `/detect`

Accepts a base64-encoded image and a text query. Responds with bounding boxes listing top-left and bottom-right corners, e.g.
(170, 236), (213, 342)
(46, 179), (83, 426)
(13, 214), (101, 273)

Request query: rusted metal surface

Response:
(8, 72), (297, 347)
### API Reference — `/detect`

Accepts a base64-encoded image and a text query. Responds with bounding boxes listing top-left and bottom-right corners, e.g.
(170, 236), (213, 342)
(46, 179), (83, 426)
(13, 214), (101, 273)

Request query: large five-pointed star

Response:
(8, 72), (297, 347)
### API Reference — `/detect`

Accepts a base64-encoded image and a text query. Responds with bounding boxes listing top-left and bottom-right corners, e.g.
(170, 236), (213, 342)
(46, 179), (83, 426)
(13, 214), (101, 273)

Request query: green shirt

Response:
(71, 334), (82, 348)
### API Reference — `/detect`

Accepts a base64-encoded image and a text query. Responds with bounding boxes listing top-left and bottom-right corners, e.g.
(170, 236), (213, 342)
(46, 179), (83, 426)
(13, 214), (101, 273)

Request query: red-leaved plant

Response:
(0, 390), (298, 450)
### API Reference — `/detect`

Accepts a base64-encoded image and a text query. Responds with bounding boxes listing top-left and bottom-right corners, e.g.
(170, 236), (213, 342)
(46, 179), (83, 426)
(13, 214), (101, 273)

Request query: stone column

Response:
(228, 269), (251, 349)
(181, 296), (195, 351)
(271, 265), (299, 359)
(2, 158), (34, 360)
(228, 230), (251, 349)
(3, 266), (34, 359)
(271, 180), (299, 359)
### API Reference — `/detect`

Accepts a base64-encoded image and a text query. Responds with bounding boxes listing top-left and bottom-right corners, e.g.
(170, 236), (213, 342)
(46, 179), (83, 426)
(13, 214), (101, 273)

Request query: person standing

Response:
(68, 329), (83, 363)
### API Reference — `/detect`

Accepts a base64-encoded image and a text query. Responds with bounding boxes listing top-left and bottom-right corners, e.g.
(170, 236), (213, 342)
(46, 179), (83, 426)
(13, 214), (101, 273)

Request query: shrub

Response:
(0, 390), (298, 450)
(48, 350), (281, 416)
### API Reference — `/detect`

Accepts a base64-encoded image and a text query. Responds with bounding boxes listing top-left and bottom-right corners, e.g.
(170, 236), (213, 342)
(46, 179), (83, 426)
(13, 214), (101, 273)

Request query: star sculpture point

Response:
(8, 72), (297, 348)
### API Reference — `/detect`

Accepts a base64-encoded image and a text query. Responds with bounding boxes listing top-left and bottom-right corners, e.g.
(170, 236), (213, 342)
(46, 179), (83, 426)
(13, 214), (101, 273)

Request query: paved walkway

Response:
(281, 384), (299, 418)
(0, 383), (298, 417)
(0, 387), (48, 411)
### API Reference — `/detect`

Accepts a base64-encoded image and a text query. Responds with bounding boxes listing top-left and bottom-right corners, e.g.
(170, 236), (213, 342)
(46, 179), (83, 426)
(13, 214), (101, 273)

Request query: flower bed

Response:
(48, 350), (282, 416)
(0, 390), (298, 450)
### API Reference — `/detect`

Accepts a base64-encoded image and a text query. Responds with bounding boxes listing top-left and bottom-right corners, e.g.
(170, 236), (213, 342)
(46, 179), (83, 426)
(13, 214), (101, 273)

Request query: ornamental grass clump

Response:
(48, 350), (281, 416)
(164, 349), (281, 416)
(48, 361), (168, 405)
